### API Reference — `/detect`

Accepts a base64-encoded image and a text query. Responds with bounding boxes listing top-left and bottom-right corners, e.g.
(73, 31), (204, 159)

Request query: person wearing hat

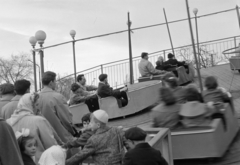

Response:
(1, 79), (31, 119)
(164, 76), (187, 104)
(123, 127), (168, 165)
(98, 73), (128, 107)
(179, 87), (213, 128)
(138, 52), (166, 77)
(66, 109), (127, 165)
(0, 83), (15, 116)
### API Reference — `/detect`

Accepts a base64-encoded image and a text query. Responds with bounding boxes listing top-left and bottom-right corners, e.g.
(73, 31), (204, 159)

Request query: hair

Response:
(14, 79), (31, 95)
(0, 83), (15, 95)
(204, 76), (218, 90)
(165, 77), (178, 88)
(77, 74), (84, 82)
(141, 52), (148, 59)
(42, 71), (56, 85)
(71, 83), (80, 92)
(160, 87), (176, 106)
(185, 87), (200, 102)
(17, 135), (36, 152)
(168, 53), (174, 59)
(82, 113), (91, 123)
(99, 74), (108, 82)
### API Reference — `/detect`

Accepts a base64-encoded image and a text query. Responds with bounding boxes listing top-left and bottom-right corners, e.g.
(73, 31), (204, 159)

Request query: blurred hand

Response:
(120, 87), (128, 92)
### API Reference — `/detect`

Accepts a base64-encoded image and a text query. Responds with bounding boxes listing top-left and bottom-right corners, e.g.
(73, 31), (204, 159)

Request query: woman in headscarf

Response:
(6, 93), (61, 163)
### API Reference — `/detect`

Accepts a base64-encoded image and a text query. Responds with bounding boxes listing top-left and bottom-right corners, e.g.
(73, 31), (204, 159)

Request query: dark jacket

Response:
(202, 89), (230, 103)
(97, 82), (121, 98)
(64, 130), (94, 149)
(123, 143), (168, 165)
(164, 59), (185, 67)
(22, 154), (36, 165)
(155, 61), (168, 71)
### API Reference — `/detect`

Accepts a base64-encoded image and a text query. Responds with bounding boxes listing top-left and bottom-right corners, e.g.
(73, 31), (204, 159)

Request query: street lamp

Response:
(127, 12), (134, 84)
(28, 60), (42, 91)
(193, 8), (201, 68)
(29, 36), (37, 92)
(70, 30), (77, 82)
(35, 30), (46, 76)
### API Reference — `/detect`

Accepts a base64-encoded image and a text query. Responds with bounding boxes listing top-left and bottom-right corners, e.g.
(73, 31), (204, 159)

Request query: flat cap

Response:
(0, 83), (14, 95)
(125, 127), (147, 141)
(168, 53), (174, 58)
(99, 74), (107, 82)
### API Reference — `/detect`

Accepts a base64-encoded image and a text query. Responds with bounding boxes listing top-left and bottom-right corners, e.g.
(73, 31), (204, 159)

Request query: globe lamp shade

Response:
(29, 36), (37, 47)
(70, 30), (76, 38)
(35, 30), (47, 45)
(193, 8), (198, 15)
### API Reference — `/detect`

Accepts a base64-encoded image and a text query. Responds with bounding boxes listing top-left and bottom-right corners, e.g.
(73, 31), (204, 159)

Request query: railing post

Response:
(234, 36), (237, 48)
(163, 50), (166, 61)
(211, 54), (214, 66)
(100, 65), (103, 74)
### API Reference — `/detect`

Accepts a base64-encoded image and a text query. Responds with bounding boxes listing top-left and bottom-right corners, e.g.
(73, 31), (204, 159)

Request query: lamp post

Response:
(127, 12), (134, 84)
(29, 36), (37, 92)
(35, 30), (46, 76)
(193, 8), (201, 68)
(28, 60), (42, 91)
(70, 30), (77, 82)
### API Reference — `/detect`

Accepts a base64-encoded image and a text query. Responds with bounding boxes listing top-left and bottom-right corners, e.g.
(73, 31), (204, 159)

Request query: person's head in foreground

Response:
(125, 127), (147, 150)
(42, 71), (57, 90)
(0, 83), (15, 96)
(99, 74), (108, 84)
(38, 145), (66, 165)
(14, 79), (31, 95)
(82, 113), (91, 128)
(164, 76), (178, 89)
(90, 109), (109, 131)
(16, 128), (37, 157)
(160, 87), (176, 106)
(204, 76), (218, 90)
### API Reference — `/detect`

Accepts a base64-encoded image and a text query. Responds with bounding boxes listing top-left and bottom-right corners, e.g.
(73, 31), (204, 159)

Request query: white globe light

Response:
(29, 36), (37, 46)
(70, 30), (76, 38)
(193, 8), (198, 15)
(35, 30), (47, 45)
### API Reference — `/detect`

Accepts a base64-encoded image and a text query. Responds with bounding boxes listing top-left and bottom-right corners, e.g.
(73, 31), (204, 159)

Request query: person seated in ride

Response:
(123, 127), (168, 165)
(164, 53), (187, 77)
(138, 52), (166, 77)
(62, 113), (94, 150)
(97, 73), (128, 107)
(202, 76), (231, 103)
(69, 83), (89, 106)
(164, 76), (187, 104)
(155, 56), (167, 71)
(151, 87), (181, 129)
(76, 74), (98, 96)
(186, 84), (204, 103)
(179, 87), (213, 128)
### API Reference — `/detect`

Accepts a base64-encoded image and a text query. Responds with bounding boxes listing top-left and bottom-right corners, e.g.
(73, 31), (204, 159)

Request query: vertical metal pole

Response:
(185, 0), (203, 92)
(72, 40), (77, 82)
(236, 5), (240, 29)
(39, 68), (41, 91)
(163, 8), (175, 55)
(163, 50), (166, 61)
(32, 47), (37, 92)
(234, 36), (237, 48)
(127, 12), (134, 84)
(39, 46), (44, 76)
(194, 15), (201, 68)
(100, 65), (103, 74)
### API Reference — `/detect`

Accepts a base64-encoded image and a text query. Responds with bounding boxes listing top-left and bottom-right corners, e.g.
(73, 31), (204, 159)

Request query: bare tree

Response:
(0, 53), (33, 84)
(55, 74), (74, 100)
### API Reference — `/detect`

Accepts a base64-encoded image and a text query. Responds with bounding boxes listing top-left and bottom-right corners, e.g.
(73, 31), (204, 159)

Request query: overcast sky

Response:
(1, 0), (240, 76)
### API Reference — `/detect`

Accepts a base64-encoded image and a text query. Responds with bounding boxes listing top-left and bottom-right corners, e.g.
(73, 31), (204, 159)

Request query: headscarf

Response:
(7, 93), (39, 126)
(38, 145), (66, 165)
(158, 56), (164, 62)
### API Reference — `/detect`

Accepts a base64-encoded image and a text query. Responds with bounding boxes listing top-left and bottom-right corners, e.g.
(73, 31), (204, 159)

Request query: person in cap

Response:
(123, 127), (168, 165)
(35, 71), (75, 143)
(66, 110), (127, 165)
(138, 52), (166, 77)
(1, 79), (31, 119)
(164, 76), (187, 104)
(98, 74), (128, 107)
(179, 87), (213, 128)
(0, 83), (15, 116)
(151, 87), (181, 129)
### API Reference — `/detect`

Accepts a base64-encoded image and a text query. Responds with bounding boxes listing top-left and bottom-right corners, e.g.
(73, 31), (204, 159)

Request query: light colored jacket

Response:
(138, 59), (164, 77)
(7, 114), (58, 163)
(1, 95), (22, 120)
(36, 87), (74, 142)
(66, 126), (126, 165)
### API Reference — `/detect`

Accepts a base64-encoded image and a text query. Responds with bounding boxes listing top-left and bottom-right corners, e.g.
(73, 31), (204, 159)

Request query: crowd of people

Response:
(0, 51), (232, 165)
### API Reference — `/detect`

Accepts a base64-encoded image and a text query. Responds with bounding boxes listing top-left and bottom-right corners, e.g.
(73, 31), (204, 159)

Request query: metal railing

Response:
(57, 35), (240, 98)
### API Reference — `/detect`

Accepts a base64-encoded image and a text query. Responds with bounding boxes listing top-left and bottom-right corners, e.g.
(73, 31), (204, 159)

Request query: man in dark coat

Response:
(97, 74), (128, 107)
(124, 127), (168, 165)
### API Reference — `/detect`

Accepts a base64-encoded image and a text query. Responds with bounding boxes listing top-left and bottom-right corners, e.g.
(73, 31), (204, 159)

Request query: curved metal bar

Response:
(222, 47), (239, 54)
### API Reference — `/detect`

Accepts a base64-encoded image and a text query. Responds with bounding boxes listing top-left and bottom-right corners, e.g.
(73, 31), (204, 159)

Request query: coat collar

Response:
(41, 86), (54, 93)
(11, 95), (22, 101)
(0, 95), (14, 101)
(95, 125), (112, 135)
(134, 142), (151, 149)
